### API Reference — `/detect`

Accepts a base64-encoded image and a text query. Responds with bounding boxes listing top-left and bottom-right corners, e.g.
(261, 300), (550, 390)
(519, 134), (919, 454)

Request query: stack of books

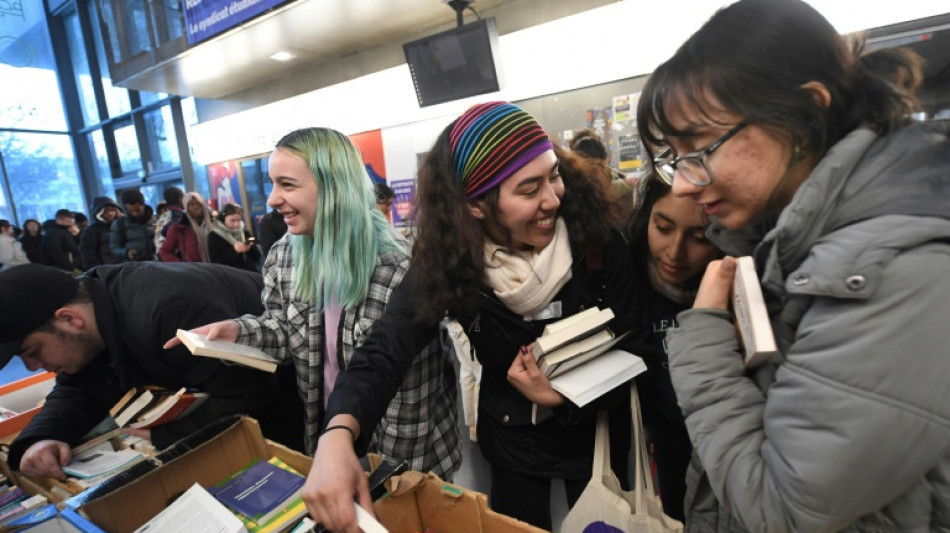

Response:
(110, 385), (210, 430)
(0, 486), (48, 526)
(530, 307), (646, 423)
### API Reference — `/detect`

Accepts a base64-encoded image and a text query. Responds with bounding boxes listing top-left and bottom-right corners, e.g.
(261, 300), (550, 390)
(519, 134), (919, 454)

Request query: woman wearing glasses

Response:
(640, 0), (950, 530)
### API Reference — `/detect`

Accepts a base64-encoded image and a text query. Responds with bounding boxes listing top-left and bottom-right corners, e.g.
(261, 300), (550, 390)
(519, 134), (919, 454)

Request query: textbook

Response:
(209, 457), (306, 530)
(732, 256), (778, 367)
(531, 307), (615, 358)
(177, 329), (278, 373)
(129, 388), (209, 429)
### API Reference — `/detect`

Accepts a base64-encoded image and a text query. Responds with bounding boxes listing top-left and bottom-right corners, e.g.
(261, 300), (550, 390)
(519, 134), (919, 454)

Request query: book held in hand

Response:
(531, 308), (615, 358)
(209, 457), (306, 531)
(177, 329), (277, 373)
(732, 256), (778, 367)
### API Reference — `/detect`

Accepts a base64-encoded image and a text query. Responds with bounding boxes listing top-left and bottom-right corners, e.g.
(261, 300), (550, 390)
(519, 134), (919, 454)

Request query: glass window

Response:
(93, 0), (122, 63)
(0, 180), (13, 223)
(90, 0), (130, 118)
(139, 90), (167, 106)
(125, 1), (152, 57)
(138, 183), (167, 210)
(113, 120), (142, 174)
(0, 5), (68, 131)
(1, 132), (84, 223)
(64, 10), (99, 127)
(181, 98), (210, 199)
(153, 0), (184, 43)
(88, 130), (114, 196)
(144, 105), (180, 171)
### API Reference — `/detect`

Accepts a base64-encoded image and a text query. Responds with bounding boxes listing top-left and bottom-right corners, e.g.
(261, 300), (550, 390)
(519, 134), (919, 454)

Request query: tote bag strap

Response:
(631, 382), (656, 511)
(593, 410), (610, 482)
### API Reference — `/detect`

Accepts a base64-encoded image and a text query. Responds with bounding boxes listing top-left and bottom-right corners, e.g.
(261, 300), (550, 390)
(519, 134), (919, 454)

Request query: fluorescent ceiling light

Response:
(269, 51), (297, 62)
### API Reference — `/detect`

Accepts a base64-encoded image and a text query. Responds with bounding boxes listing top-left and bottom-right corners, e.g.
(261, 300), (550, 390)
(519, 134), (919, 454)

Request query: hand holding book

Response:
(163, 320), (240, 349)
(507, 345), (566, 408)
(692, 256), (737, 311)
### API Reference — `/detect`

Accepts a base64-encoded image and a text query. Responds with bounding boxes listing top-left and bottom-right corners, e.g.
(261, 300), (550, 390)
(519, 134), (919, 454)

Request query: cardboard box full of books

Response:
(374, 471), (547, 533)
(68, 416), (311, 533)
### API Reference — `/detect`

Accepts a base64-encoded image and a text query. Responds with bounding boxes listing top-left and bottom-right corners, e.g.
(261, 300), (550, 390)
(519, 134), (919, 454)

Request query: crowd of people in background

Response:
(0, 186), (283, 274)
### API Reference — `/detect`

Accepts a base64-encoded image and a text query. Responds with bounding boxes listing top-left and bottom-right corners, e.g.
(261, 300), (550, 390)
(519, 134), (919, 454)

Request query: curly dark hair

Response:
(410, 122), (620, 322)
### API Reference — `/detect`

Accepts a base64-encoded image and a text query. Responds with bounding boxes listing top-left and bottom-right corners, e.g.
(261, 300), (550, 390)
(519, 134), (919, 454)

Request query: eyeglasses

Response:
(653, 121), (748, 187)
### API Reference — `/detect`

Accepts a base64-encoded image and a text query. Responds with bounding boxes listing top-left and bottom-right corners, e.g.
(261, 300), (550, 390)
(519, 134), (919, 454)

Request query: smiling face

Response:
(473, 149), (563, 252)
(647, 193), (719, 285)
(267, 148), (318, 237)
(664, 104), (809, 231)
(100, 206), (119, 223)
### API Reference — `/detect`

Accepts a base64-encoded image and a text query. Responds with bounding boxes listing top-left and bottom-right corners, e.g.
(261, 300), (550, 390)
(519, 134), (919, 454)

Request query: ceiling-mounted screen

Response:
(403, 17), (502, 108)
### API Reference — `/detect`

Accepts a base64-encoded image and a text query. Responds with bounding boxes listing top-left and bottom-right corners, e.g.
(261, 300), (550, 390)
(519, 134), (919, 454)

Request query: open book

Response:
(177, 329), (277, 373)
(732, 256), (778, 367)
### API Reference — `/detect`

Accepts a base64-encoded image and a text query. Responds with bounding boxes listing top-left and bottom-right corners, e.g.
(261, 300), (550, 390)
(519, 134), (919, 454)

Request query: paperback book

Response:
(177, 329), (277, 373)
(732, 256), (778, 367)
(531, 308), (615, 359)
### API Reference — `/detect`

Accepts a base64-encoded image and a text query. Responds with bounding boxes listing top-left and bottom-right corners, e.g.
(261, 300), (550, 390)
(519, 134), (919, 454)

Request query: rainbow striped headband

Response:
(450, 102), (553, 199)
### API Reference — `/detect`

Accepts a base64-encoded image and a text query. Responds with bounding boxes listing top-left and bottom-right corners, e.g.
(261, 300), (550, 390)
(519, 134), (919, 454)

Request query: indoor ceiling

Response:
(126, 0), (518, 98)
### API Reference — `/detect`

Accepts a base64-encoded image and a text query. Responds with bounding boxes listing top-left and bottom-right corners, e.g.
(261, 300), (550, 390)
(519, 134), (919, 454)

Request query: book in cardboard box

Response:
(209, 457), (306, 533)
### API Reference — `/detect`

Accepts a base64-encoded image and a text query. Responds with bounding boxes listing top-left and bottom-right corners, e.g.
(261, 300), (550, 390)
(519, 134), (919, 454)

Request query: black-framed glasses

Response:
(653, 121), (748, 187)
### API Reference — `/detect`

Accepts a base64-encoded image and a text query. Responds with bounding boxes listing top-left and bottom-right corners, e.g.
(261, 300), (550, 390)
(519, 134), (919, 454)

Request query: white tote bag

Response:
(559, 384), (684, 533)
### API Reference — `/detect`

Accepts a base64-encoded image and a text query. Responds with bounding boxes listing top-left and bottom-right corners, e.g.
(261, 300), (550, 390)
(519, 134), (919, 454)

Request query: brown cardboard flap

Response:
(375, 472), (547, 533)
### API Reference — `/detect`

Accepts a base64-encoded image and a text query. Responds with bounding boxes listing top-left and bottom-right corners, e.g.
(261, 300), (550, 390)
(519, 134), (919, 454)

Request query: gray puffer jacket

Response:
(667, 120), (950, 532)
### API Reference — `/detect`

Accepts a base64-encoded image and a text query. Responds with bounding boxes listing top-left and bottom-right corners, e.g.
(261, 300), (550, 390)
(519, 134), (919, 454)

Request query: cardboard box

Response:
(0, 372), (55, 442)
(375, 471), (547, 533)
(69, 416), (312, 533)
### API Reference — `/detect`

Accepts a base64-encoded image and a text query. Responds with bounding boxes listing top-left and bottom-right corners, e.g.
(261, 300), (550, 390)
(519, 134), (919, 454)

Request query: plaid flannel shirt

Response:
(234, 236), (460, 478)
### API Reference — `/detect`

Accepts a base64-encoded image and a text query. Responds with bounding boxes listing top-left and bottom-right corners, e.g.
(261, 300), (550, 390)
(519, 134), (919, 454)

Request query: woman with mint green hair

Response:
(178, 127), (461, 481)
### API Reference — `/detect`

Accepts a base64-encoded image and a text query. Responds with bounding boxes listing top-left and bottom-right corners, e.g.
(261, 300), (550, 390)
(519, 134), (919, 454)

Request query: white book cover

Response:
(532, 308), (615, 358)
(732, 256), (778, 367)
(542, 331), (628, 378)
(177, 329), (277, 373)
(133, 483), (247, 533)
(548, 349), (646, 407)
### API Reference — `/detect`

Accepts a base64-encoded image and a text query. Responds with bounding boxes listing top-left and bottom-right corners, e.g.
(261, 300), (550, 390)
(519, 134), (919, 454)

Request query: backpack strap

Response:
(586, 245), (607, 304)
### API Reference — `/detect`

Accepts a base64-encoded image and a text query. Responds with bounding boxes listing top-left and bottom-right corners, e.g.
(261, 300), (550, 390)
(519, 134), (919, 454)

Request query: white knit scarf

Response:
(482, 217), (572, 317)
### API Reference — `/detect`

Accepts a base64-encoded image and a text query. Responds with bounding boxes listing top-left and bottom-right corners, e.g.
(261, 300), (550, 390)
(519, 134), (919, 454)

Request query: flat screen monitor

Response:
(403, 18), (501, 108)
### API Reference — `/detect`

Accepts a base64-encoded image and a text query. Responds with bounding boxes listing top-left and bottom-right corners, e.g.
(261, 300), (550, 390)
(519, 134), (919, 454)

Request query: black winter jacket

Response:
(80, 222), (121, 269)
(41, 220), (80, 271)
(329, 229), (639, 479)
(8, 262), (281, 469)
